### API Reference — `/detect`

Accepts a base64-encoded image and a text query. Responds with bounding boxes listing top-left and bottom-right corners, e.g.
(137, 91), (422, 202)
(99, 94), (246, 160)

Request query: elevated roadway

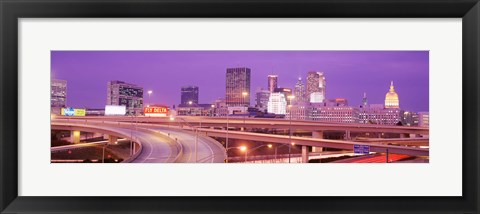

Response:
(198, 128), (429, 156)
(52, 120), (226, 163)
(61, 116), (429, 135)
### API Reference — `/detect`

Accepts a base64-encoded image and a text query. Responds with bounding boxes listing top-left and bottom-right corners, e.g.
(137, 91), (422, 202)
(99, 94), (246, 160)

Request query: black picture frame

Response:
(1, 0), (479, 213)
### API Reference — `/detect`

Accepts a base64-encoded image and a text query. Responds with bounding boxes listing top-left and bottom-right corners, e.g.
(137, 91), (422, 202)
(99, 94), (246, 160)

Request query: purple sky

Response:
(51, 51), (429, 112)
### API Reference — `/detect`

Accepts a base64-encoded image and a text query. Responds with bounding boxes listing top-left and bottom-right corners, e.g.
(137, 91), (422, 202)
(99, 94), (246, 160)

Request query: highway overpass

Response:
(51, 121), (226, 163)
(52, 118), (429, 161)
(59, 116), (429, 135)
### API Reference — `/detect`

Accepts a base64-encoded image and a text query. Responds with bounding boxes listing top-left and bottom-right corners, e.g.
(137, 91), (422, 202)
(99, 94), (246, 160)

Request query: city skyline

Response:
(51, 51), (429, 112)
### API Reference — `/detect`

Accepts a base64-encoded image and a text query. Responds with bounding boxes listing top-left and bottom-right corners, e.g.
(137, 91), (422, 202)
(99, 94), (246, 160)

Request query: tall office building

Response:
(51, 79), (67, 108)
(267, 75), (278, 93)
(294, 77), (306, 103)
(267, 93), (287, 115)
(255, 89), (270, 111)
(418, 112), (429, 127)
(181, 86), (199, 105)
(306, 71), (326, 103)
(107, 80), (144, 115)
(274, 87), (293, 105)
(361, 92), (368, 107)
(385, 81), (400, 109)
(226, 67), (251, 107)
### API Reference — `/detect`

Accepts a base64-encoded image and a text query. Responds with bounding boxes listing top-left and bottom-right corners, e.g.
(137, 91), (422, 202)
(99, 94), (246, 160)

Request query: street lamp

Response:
(147, 90), (153, 106)
(242, 91), (248, 130)
(169, 116), (174, 128)
(225, 146), (247, 163)
(210, 104), (215, 117)
(274, 142), (296, 163)
(245, 144), (273, 163)
(102, 143), (107, 163)
(130, 100), (138, 157)
(287, 95), (295, 163)
(226, 108), (230, 162)
(174, 117), (200, 163)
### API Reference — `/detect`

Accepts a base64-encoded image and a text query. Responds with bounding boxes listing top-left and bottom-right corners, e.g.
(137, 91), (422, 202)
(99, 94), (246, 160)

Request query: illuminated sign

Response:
(105, 105), (126, 116)
(61, 108), (86, 116)
(144, 106), (169, 117)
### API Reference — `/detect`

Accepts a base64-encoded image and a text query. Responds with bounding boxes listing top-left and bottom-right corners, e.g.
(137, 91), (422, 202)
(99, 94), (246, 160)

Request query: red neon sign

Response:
(144, 106), (168, 114)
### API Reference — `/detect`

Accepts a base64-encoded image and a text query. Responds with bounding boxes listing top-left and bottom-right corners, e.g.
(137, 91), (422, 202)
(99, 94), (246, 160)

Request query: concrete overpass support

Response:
(401, 133), (416, 138)
(108, 135), (118, 144)
(302, 146), (309, 163)
(312, 131), (323, 152)
(70, 130), (81, 144)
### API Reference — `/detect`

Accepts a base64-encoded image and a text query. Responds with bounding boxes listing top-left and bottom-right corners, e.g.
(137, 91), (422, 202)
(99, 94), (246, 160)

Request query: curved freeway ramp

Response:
(52, 120), (226, 163)
(151, 127), (226, 163)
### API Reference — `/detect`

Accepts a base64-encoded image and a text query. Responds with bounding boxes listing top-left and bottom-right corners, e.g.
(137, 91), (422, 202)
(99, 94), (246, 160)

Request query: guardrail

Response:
(52, 121), (144, 163)
(137, 128), (184, 163)
(51, 141), (108, 153)
(123, 137), (143, 163)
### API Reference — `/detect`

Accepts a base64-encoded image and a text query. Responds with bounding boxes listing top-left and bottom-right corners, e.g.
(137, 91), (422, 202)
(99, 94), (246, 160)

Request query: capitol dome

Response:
(385, 81), (399, 109)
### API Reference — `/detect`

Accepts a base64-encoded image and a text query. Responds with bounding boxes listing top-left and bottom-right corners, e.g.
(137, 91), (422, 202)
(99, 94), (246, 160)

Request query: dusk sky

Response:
(51, 51), (429, 112)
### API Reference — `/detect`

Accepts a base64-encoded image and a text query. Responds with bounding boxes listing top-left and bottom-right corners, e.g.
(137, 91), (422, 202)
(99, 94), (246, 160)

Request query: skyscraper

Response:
(267, 75), (278, 93)
(294, 77), (306, 103)
(361, 92), (368, 107)
(51, 79), (67, 108)
(107, 80), (144, 115)
(255, 88), (270, 111)
(274, 87), (293, 105)
(181, 86), (199, 105)
(226, 67), (251, 107)
(385, 81), (400, 109)
(306, 71), (326, 103)
(267, 92), (287, 115)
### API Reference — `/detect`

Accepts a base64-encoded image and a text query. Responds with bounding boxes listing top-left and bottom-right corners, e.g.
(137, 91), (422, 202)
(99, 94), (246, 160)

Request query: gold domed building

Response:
(385, 81), (399, 109)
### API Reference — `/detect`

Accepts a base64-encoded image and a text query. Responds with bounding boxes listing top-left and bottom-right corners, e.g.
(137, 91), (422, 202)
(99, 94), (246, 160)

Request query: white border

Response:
(19, 19), (462, 196)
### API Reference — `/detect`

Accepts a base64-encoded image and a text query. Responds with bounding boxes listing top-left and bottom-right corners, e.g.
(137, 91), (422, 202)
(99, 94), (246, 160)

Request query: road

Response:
(57, 116), (429, 135)
(153, 127), (226, 163)
(52, 120), (226, 163)
(129, 127), (180, 163)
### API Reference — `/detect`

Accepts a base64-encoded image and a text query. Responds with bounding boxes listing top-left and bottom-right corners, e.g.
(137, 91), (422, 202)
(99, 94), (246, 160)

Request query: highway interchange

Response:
(51, 116), (429, 163)
(52, 119), (226, 163)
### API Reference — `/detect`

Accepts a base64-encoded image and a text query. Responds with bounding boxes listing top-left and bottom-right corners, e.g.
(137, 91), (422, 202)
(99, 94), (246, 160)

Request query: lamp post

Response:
(195, 128), (198, 163)
(242, 91), (248, 130)
(225, 110), (230, 162)
(188, 100), (194, 116)
(245, 144), (273, 163)
(210, 104), (215, 117)
(175, 117), (199, 163)
(274, 142), (295, 163)
(130, 100), (136, 157)
(147, 90), (152, 106)
(287, 95), (295, 163)
(102, 143), (107, 163)
(225, 146), (247, 163)
(169, 116), (174, 128)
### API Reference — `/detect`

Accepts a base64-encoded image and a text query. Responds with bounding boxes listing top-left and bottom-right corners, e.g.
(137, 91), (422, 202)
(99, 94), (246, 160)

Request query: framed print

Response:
(1, 0), (479, 213)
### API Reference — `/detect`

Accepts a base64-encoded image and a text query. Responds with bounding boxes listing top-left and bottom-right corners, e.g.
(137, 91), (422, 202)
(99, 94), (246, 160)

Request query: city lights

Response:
(50, 51), (428, 164)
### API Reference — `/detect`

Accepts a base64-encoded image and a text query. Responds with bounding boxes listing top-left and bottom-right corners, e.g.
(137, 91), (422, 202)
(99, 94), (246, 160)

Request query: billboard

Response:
(61, 107), (86, 116)
(144, 106), (169, 117)
(105, 105), (126, 116)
